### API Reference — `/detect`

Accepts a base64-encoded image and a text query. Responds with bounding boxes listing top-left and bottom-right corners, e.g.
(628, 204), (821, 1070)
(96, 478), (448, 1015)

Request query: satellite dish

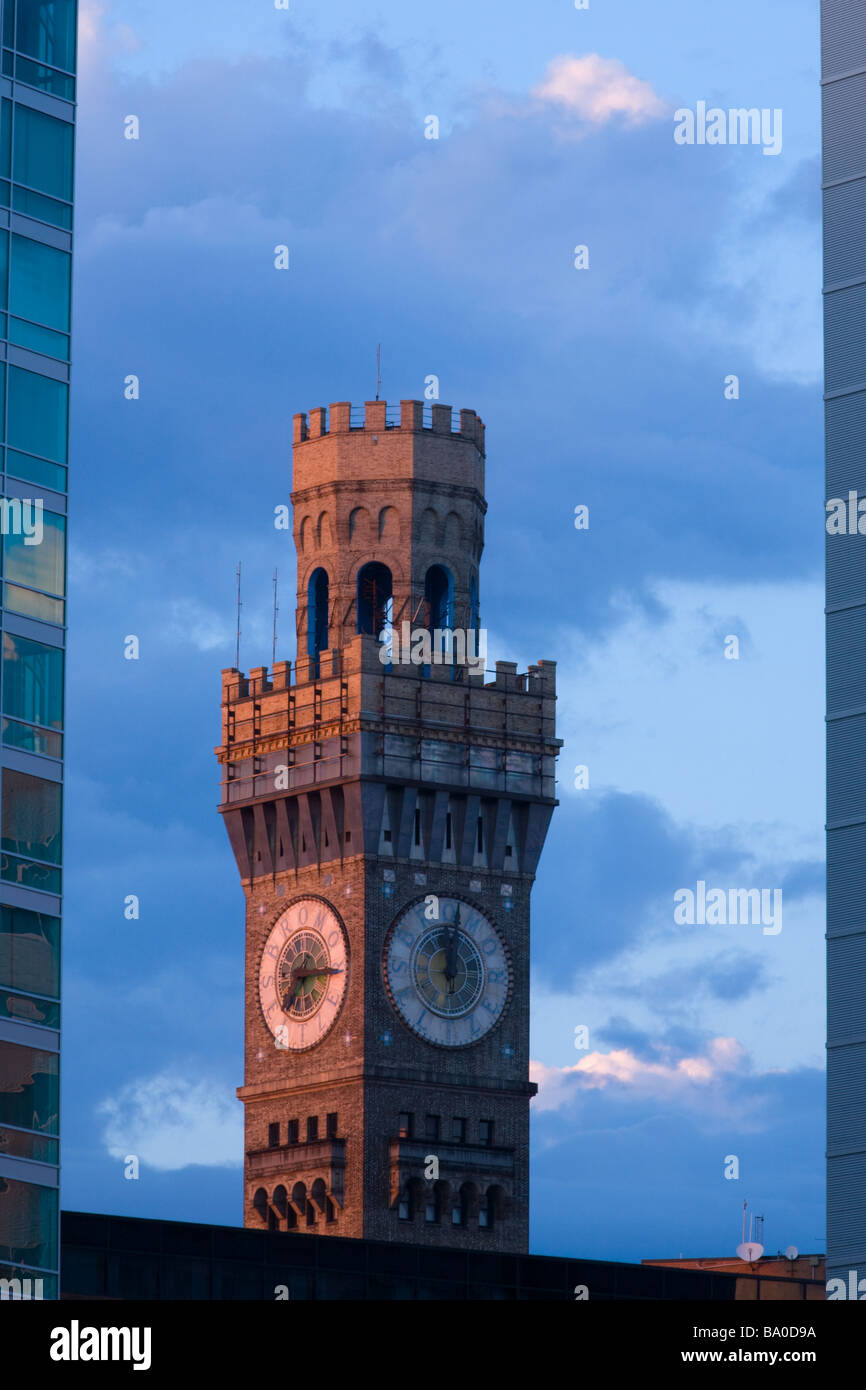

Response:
(736, 1242), (764, 1263)
(785, 1245), (799, 1261)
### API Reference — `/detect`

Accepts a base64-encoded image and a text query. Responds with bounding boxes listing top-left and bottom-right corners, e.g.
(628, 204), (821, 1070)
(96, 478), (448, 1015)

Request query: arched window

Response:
(357, 562), (393, 636)
(253, 1188), (268, 1224)
(425, 565), (453, 632)
(425, 565), (454, 672)
(469, 573), (479, 633)
(307, 568), (329, 658)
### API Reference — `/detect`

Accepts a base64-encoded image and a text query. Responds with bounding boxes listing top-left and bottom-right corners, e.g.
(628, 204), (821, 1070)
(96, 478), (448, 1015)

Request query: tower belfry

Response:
(216, 399), (559, 1250)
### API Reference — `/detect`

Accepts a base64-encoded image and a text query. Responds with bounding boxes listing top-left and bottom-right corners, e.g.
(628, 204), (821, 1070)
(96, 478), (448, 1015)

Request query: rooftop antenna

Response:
(376, 343), (382, 401)
(235, 562), (242, 669)
(736, 1199), (764, 1265)
(272, 568), (279, 670)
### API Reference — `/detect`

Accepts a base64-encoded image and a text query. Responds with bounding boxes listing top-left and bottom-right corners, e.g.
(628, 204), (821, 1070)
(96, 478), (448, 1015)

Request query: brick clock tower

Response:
(215, 398), (559, 1252)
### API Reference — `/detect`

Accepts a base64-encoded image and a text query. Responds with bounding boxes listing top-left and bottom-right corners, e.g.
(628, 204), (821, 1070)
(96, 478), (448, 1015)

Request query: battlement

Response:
(219, 644), (556, 703)
(293, 401), (485, 455)
(215, 640), (560, 807)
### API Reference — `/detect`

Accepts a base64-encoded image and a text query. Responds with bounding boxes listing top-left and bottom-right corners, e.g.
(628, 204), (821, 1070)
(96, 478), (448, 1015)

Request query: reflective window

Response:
(13, 0), (77, 74)
(2, 717), (62, 758)
(0, 98), (10, 179)
(4, 506), (65, 597)
(0, 1040), (58, 1134)
(2, 631), (64, 729)
(0, 904), (60, 996)
(1, 768), (62, 864)
(13, 104), (73, 203)
(0, 228), (8, 304)
(0, 1176), (57, 1269)
(9, 233), (68, 325)
(0, 1126), (58, 1162)
(0, 989), (59, 1026)
(7, 366), (68, 463)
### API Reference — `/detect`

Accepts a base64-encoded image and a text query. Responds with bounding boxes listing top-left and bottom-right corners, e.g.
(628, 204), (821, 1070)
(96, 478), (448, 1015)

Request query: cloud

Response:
(530, 1036), (751, 1113)
(97, 1072), (242, 1170)
(532, 53), (668, 126)
(164, 598), (235, 653)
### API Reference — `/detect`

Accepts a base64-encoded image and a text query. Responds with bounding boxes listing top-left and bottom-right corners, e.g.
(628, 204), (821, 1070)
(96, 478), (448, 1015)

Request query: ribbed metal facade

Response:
(824, 0), (866, 1290)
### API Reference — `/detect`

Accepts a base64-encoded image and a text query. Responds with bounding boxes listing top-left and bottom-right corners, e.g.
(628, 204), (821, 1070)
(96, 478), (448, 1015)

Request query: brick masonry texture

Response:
(218, 402), (558, 1254)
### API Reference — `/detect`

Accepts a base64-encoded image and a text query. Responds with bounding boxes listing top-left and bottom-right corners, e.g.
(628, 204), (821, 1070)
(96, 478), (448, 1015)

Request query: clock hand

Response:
(292, 965), (341, 981)
(445, 920), (459, 986)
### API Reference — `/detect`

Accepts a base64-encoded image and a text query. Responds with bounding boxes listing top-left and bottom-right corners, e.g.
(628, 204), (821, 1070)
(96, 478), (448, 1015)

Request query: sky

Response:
(60, 0), (825, 1263)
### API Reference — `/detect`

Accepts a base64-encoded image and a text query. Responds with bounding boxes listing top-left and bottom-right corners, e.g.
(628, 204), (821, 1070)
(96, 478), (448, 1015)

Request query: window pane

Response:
(0, 904), (60, 996)
(3, 584), (63, 624)
(0, 1178), (58, 1270)
(0, 99), (10, 180)
(7, 367), (68, 462)
(10, 235), (69, 330)
(11, 183), (71, 229)
(13, 104), (73, 202)
(13, 54), (74, 100)
(0, 1126), (58, 1162)
(3, 717), (62, 757)
(16, 0), (77, 74)
(8, 318), (68, 358)
(5, 508), (65, 596)
(0, 229), (8, 308)
(3, 631), (64, 728)
(6, 451), (66, 493)
(0, 1041), (58, 1134)
(0, 988), (59, 1026)
(1, 768), (61, 864)
(0, 852), (61, 891)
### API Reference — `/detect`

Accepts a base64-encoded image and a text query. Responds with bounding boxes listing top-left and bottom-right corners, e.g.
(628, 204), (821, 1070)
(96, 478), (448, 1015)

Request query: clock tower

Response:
(216, 399), (560, 1252)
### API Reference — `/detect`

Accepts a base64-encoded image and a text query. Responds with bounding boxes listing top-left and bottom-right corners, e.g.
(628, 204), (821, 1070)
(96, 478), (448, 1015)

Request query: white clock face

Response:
(384, 896), (510, 1047)
(259, 898), (348, 1052)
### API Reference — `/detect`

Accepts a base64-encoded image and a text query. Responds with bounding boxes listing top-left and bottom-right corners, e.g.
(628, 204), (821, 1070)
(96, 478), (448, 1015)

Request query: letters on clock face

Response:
(259, 898), (348, 1052)
(384, 896), (511, 1048)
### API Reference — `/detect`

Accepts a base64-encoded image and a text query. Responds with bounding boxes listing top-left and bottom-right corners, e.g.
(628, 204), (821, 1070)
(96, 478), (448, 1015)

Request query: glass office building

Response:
(823, 1), (866, 1291)
(0, 0), (75, 1300)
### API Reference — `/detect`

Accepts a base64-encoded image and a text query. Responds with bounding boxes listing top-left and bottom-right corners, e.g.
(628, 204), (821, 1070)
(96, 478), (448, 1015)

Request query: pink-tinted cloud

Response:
(532, 53), (668, 126)
(531, 1037), (753, 1113)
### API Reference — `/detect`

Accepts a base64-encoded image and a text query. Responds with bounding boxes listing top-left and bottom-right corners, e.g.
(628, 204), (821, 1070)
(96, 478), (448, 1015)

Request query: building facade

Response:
(823, 0), (866, 1291)
(0, 0), (76, 1301)
(216, 399), (559, 1251)
(59, 1209), (827, 1301)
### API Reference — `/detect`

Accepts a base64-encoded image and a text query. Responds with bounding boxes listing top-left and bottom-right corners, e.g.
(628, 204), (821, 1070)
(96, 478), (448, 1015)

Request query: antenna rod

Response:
(739, 1195), (750, 1251)
(235, 562), (242, 669)
(376, 343), (382, 401)
(272, 568), (279, 670)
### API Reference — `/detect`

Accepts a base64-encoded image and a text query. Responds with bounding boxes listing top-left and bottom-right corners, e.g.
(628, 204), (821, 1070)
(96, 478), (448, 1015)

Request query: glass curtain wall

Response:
(0, 0), (75, 1302)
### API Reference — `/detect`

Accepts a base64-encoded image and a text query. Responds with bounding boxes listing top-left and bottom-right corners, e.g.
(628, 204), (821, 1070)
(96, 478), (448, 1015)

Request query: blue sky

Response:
(60, 0), (825, 1262)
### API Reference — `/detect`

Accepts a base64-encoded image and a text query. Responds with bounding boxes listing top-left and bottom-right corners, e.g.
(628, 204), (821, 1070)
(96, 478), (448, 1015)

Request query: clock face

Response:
(384, 896), (511, 1047)
(259, 898), (348, 1052)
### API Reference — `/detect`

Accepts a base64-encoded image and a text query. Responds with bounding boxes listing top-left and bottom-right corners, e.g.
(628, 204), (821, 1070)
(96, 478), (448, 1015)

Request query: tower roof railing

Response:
(294, 401), (485, 450)
(348, 405), (406, 428)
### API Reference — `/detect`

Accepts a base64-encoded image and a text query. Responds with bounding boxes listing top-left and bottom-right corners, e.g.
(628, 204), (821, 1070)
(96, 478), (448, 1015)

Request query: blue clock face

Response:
(384, 896), (510, 1047)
